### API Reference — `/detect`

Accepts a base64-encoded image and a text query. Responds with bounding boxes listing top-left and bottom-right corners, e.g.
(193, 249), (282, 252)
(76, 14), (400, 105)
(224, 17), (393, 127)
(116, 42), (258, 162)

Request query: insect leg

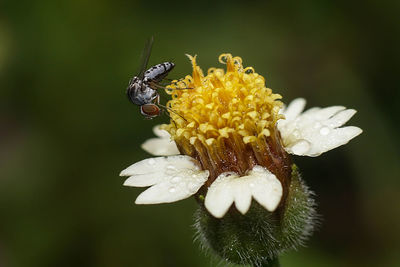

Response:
(158, 103), (187, 122)
(149, 81), (193, 91)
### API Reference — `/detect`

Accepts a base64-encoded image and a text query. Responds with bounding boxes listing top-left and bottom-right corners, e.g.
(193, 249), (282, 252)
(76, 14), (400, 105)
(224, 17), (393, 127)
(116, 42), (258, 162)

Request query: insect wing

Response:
(137, 36), (154, 79)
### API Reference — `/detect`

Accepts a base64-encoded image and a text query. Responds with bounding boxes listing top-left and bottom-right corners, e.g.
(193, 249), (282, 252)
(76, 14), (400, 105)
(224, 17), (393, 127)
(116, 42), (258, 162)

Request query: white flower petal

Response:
(123, 173), (161, 187)
(288, 140), (311, 155)
(282, 98), (306, 120)
(325, 109), (357, 128)
(141, 137), (180, 156)
(205, 166), (282, 218)
(315, 127), (361, 156)
(249, 166), (283, 212)
(121, 155), (209, 204)
(232, 179), (252, 214)
(152, 125), (170, 137)
(135, 170), (208, 204)
(140, 125), (180, 156)
(120, 155), (195, 176)
(278, 98), (362, 157)
(204, 173), (235, 218)
(312, 106), (346, 120)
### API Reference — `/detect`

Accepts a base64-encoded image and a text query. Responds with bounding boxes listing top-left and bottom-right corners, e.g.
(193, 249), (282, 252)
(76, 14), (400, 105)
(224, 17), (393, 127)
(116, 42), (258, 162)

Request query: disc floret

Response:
(164, 54), (291, 189)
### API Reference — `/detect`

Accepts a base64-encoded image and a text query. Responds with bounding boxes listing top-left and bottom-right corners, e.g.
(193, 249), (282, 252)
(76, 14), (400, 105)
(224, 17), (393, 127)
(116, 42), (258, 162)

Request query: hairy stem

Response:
(260, 257), (280, 267)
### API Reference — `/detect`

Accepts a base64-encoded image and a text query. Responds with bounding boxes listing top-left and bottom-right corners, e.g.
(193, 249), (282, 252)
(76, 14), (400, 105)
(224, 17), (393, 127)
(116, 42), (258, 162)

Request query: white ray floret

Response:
(278, 98), (362, 157)
(204, 166), (283, 218)
(121, 155), (209, 204)
(141, 125), (180, 156)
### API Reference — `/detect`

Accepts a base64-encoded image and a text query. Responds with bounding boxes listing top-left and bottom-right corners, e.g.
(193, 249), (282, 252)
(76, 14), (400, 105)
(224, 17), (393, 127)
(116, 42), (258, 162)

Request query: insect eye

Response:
(141, 104), (160, 117)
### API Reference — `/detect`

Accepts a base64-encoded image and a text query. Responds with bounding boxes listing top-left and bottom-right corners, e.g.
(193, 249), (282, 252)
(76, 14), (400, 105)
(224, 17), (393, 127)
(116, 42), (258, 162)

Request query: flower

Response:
(120, 53), (362, 219)
(121, 53), (362, 266)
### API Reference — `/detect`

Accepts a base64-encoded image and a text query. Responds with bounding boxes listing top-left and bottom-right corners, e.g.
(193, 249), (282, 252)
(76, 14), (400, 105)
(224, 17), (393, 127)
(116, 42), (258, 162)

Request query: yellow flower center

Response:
(163, 54), (291, 190)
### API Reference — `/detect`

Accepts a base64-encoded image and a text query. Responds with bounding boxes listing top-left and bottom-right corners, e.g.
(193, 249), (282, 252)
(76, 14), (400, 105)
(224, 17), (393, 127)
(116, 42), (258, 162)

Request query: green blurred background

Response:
(1, 0), (399, 266)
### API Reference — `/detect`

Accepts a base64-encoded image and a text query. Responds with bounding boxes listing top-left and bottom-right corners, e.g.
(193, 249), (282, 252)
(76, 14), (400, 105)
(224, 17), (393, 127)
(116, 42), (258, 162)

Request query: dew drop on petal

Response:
(291, 140), (311, 155)
(169, 187), (176, 193)
(249, 183), (255, 188)
(313, 122), (322, 129)
(320, 127), (330, 136)
(166, 165), (176, 170)
(187, 182), (198, 193)
(171, 176), (181, 184)
(148, 159), (156, 165)
(293, 130), (301, 138)
(165, 170), (174, 175)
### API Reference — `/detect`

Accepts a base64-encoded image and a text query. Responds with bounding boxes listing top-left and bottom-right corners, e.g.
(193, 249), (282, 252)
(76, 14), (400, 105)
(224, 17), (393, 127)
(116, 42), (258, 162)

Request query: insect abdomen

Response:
(144, 62), (175, 83)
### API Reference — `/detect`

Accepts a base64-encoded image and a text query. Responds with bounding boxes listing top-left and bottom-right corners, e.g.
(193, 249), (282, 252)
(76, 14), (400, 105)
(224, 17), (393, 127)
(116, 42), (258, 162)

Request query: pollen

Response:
(163, 54), (291, 189)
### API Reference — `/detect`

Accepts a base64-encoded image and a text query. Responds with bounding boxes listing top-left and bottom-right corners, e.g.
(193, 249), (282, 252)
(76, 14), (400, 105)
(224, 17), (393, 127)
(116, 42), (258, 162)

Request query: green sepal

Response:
(194, 164), (317, 267)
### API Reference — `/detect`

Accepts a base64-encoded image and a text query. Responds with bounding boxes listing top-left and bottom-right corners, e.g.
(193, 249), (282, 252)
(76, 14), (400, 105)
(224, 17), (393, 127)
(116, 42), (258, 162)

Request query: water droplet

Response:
(249, 183), (255, 188)
(171, 176), (181, 183)
(320, 127), (330, 136)
(313, 122), (322, 129)
(187, 182), (198, 193)
(291, 140), (311, 155)
(191, 174), (197, 178)
(169, 187), (176, 193)
(165, 165), (177, 175)
(148, 159), (156, 165)
(293, 130), (300, 138)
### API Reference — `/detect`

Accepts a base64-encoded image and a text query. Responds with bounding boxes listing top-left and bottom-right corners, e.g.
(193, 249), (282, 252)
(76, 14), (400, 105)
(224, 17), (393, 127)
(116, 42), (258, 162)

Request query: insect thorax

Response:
(127, 78), (158, 106)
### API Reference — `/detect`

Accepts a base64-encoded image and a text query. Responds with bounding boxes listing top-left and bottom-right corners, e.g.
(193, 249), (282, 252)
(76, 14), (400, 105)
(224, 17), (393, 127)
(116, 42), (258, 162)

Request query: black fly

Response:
(126, 37), (176, 119)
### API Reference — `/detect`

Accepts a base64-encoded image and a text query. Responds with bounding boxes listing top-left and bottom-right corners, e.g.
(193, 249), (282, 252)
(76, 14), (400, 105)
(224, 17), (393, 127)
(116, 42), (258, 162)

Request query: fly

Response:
(126, 37), (178, 119)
